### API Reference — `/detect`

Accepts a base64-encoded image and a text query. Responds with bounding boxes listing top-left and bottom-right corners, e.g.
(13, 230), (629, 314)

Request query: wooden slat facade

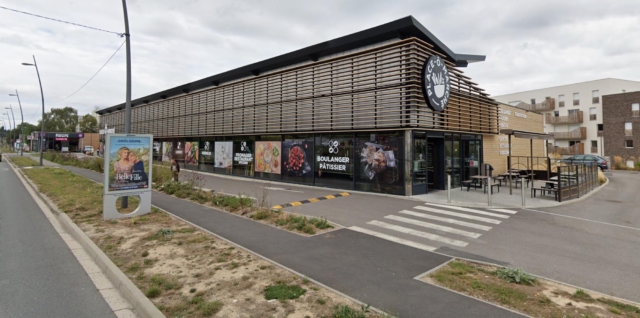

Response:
(99, 37), (498, 137)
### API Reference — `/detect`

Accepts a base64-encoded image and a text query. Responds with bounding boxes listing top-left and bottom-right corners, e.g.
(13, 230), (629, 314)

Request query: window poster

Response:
(233, 141), (254, 165)
(153, 141), (161, 156)
(185, 141), (199, 165)
(107, 135), (151, 192)
(357, 133), (403, 192)
(214, 141), (233, 169)
(282, 139), (313, 177)
(255, 141), (281, 174)
(162, 142), (172, 162)
(200, 140), (214, 163)
(173, 140), (185, 160)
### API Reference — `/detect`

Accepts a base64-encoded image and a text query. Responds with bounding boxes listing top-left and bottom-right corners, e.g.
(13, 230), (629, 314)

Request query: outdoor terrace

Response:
(545, 111), (583, 125)
(553, 127), (586, 140)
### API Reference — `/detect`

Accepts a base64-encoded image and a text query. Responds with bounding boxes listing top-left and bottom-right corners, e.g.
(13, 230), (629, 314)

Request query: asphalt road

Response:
(0, 157), (115, 318)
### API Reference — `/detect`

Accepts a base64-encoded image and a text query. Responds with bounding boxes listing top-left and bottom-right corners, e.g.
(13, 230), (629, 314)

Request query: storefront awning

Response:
(500, 129), (553, 140)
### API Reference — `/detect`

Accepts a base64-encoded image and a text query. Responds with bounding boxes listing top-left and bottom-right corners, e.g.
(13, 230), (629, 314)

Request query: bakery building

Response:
(97, 16), (543, 196)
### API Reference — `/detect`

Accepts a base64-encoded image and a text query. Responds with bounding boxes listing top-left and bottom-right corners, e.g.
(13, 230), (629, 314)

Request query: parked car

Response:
(559, 154), (608, 170)
(84, 146), (94, 155)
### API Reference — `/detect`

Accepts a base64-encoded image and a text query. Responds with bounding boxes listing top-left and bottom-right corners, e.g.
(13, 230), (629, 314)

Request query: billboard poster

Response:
(255, 141), (281, 174)
(317, 139), (351, 174)
(214, 141), (233, 168)
(282, 139), (313, 176)
(185, 141), (199, 165)
(162, 142), (172, 162)
(233, 141), (253, 165)
(105, 134), (152, 193)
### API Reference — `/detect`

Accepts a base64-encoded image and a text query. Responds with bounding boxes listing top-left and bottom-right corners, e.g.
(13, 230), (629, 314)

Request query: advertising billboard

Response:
(162, 142), (172, 162)
(185, 141), (199, 165)
(104, 134), (153, 194)
(255, 141), (281, 174)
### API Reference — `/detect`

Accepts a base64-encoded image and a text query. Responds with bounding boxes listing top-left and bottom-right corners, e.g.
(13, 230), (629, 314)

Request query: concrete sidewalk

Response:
(64, 165), (524, 318)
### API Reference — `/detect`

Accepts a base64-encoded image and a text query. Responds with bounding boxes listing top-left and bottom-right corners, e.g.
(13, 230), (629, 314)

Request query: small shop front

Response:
(34, 132), (85, 152)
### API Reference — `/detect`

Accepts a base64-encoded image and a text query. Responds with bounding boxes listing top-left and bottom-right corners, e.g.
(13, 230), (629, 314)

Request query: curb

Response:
(7, 158), (165, 318)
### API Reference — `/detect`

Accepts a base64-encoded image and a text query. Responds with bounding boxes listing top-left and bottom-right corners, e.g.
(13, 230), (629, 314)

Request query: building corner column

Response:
(405, 129), (412, 196)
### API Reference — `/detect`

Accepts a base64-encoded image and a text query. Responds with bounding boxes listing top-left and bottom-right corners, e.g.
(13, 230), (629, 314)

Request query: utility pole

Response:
(6, 105), (16, 153)
(121, 0), (132, 208)
(22, 55), (45, 166)
(4, 113), (13, 150)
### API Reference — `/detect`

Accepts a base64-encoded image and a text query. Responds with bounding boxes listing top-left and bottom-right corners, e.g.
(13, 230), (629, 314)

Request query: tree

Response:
(37, 107), (78, 132)
(79, 115), (98, 133)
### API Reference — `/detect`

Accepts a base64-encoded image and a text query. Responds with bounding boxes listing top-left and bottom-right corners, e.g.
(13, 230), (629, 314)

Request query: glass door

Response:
(463, 140), (481, 181)
(412, 132), (427, 194)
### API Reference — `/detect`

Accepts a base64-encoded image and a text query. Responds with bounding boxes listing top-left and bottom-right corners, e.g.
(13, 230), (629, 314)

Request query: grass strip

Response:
(22, 167), (389, 317)
(10, 156), (40, 167)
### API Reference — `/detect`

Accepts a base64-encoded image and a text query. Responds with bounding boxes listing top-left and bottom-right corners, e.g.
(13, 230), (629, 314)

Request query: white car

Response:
(84, 146), (94, 155)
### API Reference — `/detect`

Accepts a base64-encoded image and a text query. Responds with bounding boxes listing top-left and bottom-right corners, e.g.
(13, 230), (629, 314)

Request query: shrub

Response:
(332, 305), (369, 318)
(597, 169), (607, 185)
(146, 286), (161, 298)
(495, 267), (536, 285)
(198, 301), (223, 316)
(152, 165), (173, 184)
(264, 283), (306, 300)
(309, 217), (333, 230)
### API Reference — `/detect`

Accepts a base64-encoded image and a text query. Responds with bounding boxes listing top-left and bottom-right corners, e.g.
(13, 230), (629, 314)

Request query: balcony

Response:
(512, 97), (555, 113)
(553, 127), (586, 140)
(548, 143), (584, 155)
(591, 147), (598, 153)
(545, 111), (583, 125)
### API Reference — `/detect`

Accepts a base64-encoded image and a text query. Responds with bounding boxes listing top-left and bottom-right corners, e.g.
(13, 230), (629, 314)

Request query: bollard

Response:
(487, 180), (492, 206)
(447, 174), (451, 203)
(521, 181), (526, 206)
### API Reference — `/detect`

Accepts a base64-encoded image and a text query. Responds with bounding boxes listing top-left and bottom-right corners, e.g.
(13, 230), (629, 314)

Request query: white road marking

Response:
(490, 208), (518, 215)
(398, 210), (492, 231)
(522, 208), (640, 232)
(349, 226), (436, 251)
(384, 215), (482, 238)
(263, 186), (304, 193)
(414, 206), (502, 224)
(368, 220), (468, 247)
(424, 203), (510, 219)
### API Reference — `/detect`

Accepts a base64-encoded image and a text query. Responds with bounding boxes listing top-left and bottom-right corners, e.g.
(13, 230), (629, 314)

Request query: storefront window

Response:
(314, 134), (354, 190)
(213, 137), (233, 175)
(445, 134), (461, 188)
(232, 137), (255, 177)
(413, 132), (427, 185)
(255, 135), (282, 181)
(282, 135), (313, 185)
(199, 139), (215, 172)
(161, 140), (173, 163)
(354, 132), (404, 195)
(184, 139), (200, 170)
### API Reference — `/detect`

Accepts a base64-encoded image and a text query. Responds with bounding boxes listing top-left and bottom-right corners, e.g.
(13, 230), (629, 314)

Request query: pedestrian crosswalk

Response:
(349, 203), (519, 252)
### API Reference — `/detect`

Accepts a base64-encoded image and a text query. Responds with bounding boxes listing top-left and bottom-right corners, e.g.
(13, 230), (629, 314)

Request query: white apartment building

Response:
(493, 78), (640, 156)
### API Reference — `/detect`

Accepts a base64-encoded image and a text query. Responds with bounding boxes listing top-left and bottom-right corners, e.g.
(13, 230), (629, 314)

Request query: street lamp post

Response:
(5, 105), (17, 154)
(121, 0), (132, 209)
(9, 91), (25, 156)
(4, 112), (13, 150)
(22, 55), (45, 166)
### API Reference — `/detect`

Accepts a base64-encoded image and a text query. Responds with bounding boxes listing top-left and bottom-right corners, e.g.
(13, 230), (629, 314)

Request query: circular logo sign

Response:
(421, 55), (451, 112)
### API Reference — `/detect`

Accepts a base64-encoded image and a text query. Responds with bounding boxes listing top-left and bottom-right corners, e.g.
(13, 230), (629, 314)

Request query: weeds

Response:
(332, 304), (368, 318)
(198, 301), (223, 316)
(43, 151), (104, 173)
(573, 289), (593, 302)
(496, 267), (536, 285)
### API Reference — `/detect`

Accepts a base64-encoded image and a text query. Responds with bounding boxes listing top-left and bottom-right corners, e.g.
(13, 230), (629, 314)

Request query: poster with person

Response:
(185, 141), (199, 165)
(105, 135), (152, 192)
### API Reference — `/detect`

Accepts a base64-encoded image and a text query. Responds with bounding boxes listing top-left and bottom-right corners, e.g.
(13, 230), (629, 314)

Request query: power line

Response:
(0, 6), (124, 37)
(54, 40), (126, 103)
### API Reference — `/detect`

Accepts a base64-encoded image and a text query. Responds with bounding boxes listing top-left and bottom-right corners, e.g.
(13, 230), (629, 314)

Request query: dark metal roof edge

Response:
(98, 16), (486, 115)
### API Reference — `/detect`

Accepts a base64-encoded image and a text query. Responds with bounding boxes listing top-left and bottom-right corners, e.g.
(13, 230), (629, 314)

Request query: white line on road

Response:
(384, 215), (482, 238)
(398, 210), (492, 231)
(349, 226), (436, 251)
(263, 187), (304, 193)
(414, 206), (502, 224)
(489, 208), (518, 215)
(368, 220), (468, 247)
(522, 208), (640, 232)
(425, 203), (510, 219)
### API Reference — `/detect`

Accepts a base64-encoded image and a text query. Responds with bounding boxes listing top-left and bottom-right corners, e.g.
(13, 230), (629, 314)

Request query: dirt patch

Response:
(423, 260), (640, 318)
(24, 168), (391, 318)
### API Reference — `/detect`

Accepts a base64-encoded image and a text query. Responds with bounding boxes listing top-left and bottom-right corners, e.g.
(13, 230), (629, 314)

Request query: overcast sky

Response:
(1, 0), (639, 126)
